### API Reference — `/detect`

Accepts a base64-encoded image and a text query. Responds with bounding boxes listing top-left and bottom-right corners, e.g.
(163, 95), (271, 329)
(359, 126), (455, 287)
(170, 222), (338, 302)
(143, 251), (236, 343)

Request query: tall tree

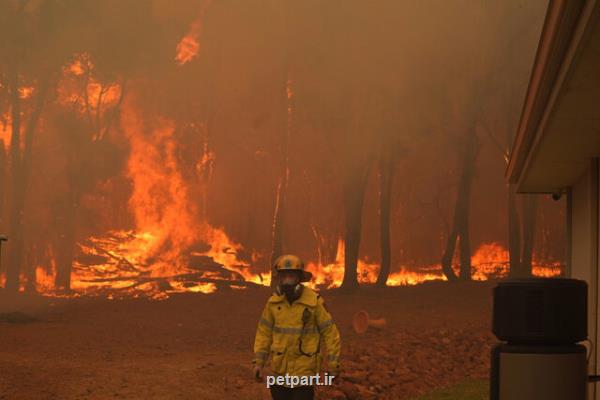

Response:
(441, 128), (479, 281)
(5, 71), (51, 291)
(339, 90), (378, 291)
(269, 72), (291, 287)
(376, 151), (395, 286)
(340, 160), (372, 291)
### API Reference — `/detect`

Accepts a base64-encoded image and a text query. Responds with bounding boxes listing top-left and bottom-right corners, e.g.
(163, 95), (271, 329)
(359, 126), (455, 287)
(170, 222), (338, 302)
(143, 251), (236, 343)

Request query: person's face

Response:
(278, 270), (300, 286)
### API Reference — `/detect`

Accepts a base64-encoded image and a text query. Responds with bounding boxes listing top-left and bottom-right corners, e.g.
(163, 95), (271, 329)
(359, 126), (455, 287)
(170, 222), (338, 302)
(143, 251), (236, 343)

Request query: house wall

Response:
(569, 158), (599, 400)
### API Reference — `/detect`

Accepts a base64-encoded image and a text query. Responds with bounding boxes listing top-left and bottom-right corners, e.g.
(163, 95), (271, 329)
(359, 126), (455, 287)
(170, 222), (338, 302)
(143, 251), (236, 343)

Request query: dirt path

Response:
(0, 282), (496, 399)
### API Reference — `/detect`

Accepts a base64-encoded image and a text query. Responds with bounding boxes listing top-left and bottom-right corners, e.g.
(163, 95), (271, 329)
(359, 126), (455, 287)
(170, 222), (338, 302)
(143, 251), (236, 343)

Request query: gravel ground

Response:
(0, 281), (496, 399)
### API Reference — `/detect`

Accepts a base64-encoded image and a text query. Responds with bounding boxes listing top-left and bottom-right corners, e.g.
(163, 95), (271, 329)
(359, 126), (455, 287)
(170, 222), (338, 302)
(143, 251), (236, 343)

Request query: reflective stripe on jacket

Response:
(252, 286), (341, 377)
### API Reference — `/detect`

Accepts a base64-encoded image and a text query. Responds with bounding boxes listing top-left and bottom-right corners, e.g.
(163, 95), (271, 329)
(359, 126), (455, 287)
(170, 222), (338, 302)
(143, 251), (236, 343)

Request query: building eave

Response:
(506, 0), (588, 187)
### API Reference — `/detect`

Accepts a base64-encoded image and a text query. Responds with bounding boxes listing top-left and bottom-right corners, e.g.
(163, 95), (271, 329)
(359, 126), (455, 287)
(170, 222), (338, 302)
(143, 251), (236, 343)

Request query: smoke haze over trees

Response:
(0, 0), (565, 293)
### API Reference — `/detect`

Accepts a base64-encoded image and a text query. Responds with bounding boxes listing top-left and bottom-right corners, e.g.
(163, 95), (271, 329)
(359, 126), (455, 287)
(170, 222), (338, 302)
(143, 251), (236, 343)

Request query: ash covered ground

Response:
(0, 282), (494, 400)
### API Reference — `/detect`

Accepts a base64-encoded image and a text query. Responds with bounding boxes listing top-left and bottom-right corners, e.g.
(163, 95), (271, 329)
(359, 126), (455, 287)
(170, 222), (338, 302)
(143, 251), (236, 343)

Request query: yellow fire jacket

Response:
(253, 286), (341, 377)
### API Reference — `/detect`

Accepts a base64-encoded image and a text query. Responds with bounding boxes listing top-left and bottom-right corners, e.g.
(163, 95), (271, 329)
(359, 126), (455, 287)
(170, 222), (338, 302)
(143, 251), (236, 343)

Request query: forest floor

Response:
(0, 281), (496, 400)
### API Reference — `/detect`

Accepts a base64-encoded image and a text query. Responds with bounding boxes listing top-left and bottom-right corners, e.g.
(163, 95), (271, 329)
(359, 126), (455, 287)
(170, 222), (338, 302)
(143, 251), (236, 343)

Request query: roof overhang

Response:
(507, 0), (600, 193)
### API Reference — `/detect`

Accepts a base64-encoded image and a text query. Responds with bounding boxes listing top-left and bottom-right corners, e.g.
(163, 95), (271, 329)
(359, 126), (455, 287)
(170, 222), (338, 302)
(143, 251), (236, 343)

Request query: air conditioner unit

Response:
(490, 278), (588, 400)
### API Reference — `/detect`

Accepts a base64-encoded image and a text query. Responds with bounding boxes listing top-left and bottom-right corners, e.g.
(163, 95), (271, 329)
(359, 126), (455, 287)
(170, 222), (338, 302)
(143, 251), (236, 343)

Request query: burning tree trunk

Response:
(0, 127), (6, 229)
(340, 160), (371, 291)
(5, 68), (22, 291)
(441, 129), (478, 281)
(270, 176), (288, 281)
(376, 152), (394, 287)
(270, 74), (293, 288)
(54, 76), (126, 292)
(5, 70), (50, 291)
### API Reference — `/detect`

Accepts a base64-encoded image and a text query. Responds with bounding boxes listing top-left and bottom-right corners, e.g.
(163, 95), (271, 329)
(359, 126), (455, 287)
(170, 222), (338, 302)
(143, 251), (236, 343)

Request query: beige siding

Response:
(569, 158), (599, 399)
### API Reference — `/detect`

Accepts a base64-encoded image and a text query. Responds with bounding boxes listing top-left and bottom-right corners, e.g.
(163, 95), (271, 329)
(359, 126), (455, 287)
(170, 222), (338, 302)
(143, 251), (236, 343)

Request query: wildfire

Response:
(196, 226), (267, 286)
(175, 0), (212, 66)
(305, 239), (446, 289)
(306, 239), (381, 288)
(123, 110), (197, 278)
(58, 54), (122, 123)
(68, 58), (85, 76)
(305, 240), (563, 289)
(35, 264), (56, 293)
(19, 98), (562, 299)
(66, 103), (263, 299)
(0, 112), (11, 150)
(0, 84), (42, 150)
(18, 86), (34, 99)
(469, 242), (564, 279)
(36, 233), (564, 298)
(71, 223), (263, 299)
(175, 32), (200, 65)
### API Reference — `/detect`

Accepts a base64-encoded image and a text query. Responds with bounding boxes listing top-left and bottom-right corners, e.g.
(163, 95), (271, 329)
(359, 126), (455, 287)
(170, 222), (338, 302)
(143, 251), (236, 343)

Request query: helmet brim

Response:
(300, 271), (313, 282)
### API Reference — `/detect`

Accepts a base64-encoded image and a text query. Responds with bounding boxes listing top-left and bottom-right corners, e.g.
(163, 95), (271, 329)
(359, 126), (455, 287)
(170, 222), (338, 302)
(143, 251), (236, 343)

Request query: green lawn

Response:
(413, 379), (488, 400)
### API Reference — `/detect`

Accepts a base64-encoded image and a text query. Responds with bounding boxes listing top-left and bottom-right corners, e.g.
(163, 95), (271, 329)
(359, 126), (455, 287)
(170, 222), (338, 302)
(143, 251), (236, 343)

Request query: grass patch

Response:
(412, 379), (488, 400)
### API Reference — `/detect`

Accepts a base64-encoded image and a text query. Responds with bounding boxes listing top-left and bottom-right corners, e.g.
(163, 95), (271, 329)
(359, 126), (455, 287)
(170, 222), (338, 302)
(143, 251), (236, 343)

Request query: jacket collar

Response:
(268, 285), (319, 307)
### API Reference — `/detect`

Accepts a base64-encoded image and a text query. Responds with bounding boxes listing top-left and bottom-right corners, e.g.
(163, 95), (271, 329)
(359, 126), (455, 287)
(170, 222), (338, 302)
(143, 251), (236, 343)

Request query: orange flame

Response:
(124, 111), (197, 277)
(68, 103), (262, 299)
(306, 240), (563, 288)
(175, 33), (200, 65)
(18, 86), (34, 99)
(0, 112), (12, 150)
(0, 85), (39, 150)
(175, 0), (212, 66)
(35, 264), (56, 293)
(58, 54), (121, 120)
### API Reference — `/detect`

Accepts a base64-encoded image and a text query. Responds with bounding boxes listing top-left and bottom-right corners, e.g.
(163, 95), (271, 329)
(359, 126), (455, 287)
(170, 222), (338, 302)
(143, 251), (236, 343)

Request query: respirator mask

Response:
(276, 270), (303, 302)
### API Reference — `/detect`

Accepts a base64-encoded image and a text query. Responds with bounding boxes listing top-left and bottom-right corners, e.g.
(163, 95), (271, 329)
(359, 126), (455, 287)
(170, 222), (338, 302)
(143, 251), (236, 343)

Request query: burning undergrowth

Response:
(22, 98), (563, 299)
(38, 99), (562, 300)
(64, 101), (266, 299)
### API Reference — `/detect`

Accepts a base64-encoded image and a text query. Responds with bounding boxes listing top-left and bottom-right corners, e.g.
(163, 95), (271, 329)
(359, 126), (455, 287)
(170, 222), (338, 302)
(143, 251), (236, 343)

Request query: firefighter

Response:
(253, 254), (341, 400)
